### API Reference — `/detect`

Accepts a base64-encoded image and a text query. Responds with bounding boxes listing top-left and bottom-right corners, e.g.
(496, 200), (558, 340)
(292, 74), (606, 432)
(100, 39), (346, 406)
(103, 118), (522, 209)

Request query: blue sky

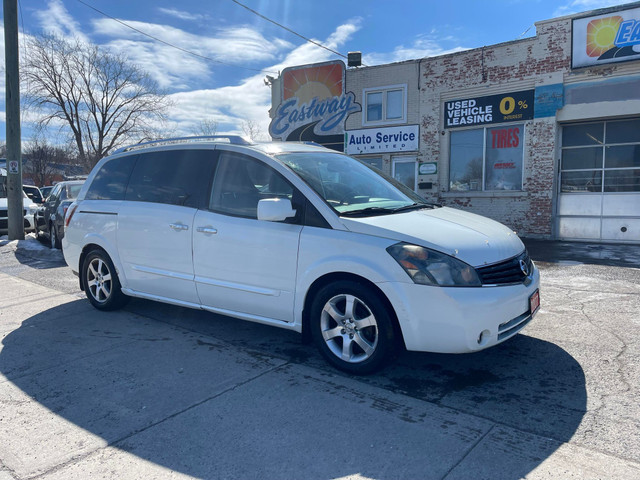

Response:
(0, 0), (631, 144)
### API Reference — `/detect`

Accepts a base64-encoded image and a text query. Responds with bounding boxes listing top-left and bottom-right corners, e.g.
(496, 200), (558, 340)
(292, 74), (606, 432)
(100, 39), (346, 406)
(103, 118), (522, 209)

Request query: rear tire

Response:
(310, 280), (396, 375)
(82, 249), (129, 311)
(50, 223), (61, 249)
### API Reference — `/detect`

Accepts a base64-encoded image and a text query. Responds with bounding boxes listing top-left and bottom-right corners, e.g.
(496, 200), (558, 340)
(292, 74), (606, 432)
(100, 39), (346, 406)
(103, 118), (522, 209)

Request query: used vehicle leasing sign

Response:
(444, 90), (534, 129)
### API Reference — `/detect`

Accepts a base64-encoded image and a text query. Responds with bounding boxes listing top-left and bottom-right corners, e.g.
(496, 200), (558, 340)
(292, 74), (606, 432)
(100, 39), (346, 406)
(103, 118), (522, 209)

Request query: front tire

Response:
(310, 280), (396, 375)
(82, 249), (129, 311)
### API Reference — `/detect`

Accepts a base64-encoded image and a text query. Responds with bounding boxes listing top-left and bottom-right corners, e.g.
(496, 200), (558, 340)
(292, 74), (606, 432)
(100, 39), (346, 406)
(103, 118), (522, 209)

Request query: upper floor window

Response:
(364, 85), (406, 125)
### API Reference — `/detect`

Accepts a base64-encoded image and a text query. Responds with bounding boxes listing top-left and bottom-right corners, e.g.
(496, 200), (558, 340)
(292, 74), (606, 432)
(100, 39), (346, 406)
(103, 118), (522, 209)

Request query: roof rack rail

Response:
(113, 135), (252, 155)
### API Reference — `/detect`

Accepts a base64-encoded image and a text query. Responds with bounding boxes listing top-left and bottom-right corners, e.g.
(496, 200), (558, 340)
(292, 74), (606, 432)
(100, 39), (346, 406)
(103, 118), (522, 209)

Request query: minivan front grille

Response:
(477, 250), (533, 286)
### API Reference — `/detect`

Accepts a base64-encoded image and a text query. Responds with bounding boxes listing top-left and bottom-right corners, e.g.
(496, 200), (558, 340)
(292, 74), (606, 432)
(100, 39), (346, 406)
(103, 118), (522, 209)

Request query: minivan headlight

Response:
(387, 243), (481, 287)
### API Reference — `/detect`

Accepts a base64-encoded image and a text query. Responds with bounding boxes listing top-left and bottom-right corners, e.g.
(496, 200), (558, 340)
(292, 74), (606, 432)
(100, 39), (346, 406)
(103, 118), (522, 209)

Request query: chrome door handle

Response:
(169, 223), (189, 231)
(196, 226), (218, 235)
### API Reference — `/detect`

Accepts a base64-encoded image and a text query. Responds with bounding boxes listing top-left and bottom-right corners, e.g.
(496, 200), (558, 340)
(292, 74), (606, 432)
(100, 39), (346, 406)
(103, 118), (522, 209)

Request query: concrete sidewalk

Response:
(1, 271), (639, 479)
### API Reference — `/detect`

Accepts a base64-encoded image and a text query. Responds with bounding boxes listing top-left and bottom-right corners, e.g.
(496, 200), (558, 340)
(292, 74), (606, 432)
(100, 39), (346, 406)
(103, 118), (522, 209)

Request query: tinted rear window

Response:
(85, 156), (136, 201)
(125, 149), (215, 208)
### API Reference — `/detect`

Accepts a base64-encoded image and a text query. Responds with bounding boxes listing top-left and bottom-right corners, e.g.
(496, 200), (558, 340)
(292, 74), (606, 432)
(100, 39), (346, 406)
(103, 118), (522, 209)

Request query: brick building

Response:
(269, 3), (640, 243)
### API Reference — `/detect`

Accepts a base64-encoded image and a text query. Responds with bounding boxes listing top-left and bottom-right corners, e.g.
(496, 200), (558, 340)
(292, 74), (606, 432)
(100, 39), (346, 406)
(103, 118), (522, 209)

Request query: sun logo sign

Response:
(586, 14), (640, 59)
(573, 7), (640, 68)
(586, 16), (623, 57)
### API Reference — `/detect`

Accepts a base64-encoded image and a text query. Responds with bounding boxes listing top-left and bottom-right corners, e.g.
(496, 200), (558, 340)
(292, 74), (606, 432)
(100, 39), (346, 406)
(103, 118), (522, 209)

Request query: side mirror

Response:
(257, 198), (296, 222)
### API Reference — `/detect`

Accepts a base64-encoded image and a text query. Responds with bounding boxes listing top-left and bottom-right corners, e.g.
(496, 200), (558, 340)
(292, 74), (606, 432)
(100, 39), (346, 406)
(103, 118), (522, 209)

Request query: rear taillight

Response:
(65, 204), (78, 229)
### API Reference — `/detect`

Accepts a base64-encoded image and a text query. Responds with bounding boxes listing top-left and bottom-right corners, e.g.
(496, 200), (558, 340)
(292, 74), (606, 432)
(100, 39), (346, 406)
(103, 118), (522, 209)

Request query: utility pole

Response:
(4, 0), (23, 240)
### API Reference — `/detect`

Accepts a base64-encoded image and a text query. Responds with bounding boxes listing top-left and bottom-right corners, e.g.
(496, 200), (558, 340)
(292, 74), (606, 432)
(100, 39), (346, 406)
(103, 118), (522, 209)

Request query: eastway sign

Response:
(572, 6), (640, 68)
(269, 61), (361, 152)
(345, 125), (419, 154)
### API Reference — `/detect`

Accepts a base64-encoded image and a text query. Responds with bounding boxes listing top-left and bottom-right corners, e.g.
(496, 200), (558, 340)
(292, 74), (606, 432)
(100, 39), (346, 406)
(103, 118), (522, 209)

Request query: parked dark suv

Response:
(35, 180), (84, 248)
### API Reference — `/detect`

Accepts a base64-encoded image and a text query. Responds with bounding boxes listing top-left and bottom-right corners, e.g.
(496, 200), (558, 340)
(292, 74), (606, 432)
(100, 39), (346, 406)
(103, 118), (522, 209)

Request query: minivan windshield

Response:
(278, 152), (436, 216)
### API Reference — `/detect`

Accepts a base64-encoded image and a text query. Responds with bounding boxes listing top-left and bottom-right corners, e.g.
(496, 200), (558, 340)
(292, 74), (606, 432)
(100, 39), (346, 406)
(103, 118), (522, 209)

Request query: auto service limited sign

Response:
(345, 125), (419, 154)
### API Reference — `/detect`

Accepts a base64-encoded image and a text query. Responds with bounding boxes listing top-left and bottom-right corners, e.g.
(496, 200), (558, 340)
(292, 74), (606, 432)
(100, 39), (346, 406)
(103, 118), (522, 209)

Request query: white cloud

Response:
(364, 34), (468, 65)
(92, 19), (290, 63)
(165, 20), (363, 138)
(34, 0), (89, 43)
(91, 18), (294, 90)
(553, 0), (627, 17)
(157, 8), (208, 22)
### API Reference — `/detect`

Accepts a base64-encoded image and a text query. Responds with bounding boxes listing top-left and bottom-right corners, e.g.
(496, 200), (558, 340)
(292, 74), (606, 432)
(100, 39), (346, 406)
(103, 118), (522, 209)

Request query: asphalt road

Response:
(1, 234), (639, 479)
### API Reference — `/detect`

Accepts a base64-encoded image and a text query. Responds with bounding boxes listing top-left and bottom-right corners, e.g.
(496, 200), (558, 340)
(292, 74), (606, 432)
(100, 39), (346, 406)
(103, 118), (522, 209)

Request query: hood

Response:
(340, 206), (525, 266)
(0, 197), (37, 209)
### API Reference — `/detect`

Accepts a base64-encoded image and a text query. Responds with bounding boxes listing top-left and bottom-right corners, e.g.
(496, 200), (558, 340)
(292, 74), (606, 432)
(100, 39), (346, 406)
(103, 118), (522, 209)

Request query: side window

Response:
(86, 156), (137, 200)
(125, 149), (216, 208)
(209, 151), (295, 219)
(49, 185), (61, 202)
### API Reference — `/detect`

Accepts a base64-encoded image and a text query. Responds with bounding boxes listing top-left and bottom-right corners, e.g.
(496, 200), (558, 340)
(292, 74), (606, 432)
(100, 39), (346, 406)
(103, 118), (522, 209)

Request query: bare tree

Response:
(23, 34), (170, 169)
(241, 119), (264, 141)
(23, 135), (74, 186)
(191, 118), (218, 137)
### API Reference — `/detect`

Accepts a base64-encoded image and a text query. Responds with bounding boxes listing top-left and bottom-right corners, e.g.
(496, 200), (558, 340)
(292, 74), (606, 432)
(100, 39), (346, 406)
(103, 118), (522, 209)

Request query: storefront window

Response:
(449, 125), (524, 191)
(561, 119), (640, 193)
(392, 157), (416, 190)
(360, 157), (383, 170)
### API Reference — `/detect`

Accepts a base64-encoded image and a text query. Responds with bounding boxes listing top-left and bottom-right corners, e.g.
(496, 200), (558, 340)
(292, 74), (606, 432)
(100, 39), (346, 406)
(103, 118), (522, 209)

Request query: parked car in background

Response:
(1, 168), (38, 235)
(35, 180), (84, 248)
(39, 185), (54, 200)
(23, 185), (44, 204)
(63, 136), (540, 374)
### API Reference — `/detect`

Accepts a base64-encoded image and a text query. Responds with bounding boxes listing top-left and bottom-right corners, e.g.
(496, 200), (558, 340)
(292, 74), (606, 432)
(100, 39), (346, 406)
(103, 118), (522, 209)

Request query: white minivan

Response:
(63, 136), (540, 374)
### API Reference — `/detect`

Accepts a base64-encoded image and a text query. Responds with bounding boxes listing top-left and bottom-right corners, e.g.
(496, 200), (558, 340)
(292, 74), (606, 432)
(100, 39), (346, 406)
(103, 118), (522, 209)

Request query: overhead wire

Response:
(75, 0), (279, 74)
(230, 0), (364, 66)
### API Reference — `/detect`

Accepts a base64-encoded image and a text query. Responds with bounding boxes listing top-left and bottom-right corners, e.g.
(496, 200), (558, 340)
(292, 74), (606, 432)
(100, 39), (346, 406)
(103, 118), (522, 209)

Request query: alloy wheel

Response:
(86, 257), (113, 304)
(319, 293), (379, 364)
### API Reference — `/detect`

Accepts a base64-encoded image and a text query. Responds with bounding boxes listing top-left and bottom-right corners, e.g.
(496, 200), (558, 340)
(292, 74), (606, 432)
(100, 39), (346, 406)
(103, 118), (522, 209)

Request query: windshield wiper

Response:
(391, 203), (435, 213)
(340, 207), (397, 217)
(340, 203), (435, 217)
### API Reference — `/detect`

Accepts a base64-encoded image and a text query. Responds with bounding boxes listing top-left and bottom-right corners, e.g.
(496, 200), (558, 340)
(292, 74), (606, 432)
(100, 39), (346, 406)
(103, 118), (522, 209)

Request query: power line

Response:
(75, 0), (279, 74)
(230, 0), (360, 64)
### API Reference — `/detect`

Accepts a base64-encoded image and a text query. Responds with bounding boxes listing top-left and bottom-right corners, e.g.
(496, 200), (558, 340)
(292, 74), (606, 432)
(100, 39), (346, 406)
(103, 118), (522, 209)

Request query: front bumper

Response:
(378, 264), (540, 353)
(0, 212), (36, 234)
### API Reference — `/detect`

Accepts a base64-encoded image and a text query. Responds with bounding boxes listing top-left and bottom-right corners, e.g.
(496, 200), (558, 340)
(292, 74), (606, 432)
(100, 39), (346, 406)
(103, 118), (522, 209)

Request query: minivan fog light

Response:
(387, 243), (481, 287)
(477, 329), (490, 346)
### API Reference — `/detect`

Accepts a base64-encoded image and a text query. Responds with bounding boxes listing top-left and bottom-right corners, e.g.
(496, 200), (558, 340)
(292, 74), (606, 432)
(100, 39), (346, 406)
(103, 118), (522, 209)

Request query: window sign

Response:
(419, 162), (437, 175)
(449, 125), (525, 192)
(485, 126), (524, 190)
